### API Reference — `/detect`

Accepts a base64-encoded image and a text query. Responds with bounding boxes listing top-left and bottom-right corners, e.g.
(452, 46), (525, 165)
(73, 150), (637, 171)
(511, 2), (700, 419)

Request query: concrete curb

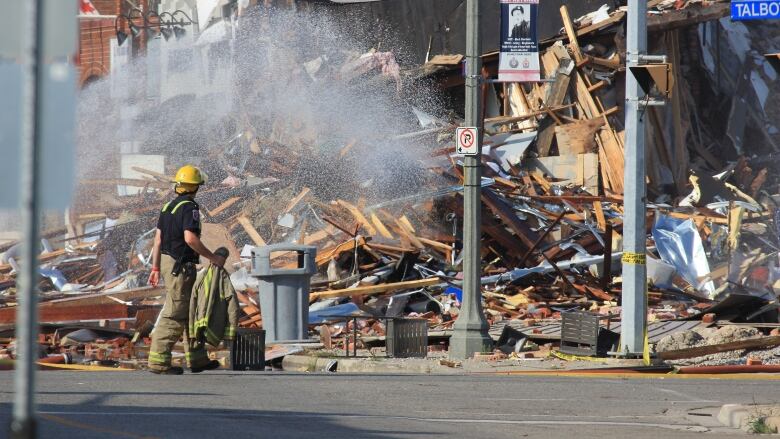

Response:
(281, 354), (455, 374)
(717, 404), (780, 433)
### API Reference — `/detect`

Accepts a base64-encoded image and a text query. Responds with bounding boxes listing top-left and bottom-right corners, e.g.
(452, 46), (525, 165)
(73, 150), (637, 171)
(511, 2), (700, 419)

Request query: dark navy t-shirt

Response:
(157, 195), (201, 264)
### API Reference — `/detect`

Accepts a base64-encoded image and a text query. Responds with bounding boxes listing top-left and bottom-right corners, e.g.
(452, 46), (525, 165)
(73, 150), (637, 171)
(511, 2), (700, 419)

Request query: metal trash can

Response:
(251, 244), (317, 343)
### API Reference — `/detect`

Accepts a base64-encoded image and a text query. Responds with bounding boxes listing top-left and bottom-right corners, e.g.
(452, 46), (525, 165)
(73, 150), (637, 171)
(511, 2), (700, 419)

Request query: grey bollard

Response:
(250, 244), (317, 343)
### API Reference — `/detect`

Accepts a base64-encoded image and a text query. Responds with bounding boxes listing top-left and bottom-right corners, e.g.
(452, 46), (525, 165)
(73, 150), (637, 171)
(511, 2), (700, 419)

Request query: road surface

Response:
(1, 371), (777, 438)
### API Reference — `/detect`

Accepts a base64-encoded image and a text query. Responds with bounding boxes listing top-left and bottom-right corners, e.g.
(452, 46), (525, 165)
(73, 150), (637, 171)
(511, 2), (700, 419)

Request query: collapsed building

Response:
(1, 0), (780, 372)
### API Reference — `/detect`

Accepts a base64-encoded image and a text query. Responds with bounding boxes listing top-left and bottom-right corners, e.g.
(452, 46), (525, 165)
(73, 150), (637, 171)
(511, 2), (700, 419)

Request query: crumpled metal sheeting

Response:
(652, 214), (715, 298)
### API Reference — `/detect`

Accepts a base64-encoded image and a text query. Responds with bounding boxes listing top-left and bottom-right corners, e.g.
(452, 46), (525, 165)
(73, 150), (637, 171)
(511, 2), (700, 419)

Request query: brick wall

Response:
(78, 17), (115, 87)
(91, 0), (121, 16)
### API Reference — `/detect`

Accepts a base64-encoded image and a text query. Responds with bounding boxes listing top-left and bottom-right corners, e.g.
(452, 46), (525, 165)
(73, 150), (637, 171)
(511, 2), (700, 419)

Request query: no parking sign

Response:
(456, 127), (479, 156)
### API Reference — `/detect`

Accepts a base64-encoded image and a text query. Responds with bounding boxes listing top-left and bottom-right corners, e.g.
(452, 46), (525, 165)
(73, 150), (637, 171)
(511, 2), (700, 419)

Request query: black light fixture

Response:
(158, 12), (176, 41)
(171, 9), (197, 40)
(116, 29), (128, 46)
(113, 8), (197, 47)
(114, 14), (129, 46)
(173, 26), (186, 39)
(160, 26), (173, 40)
(127, 7), (145, 38)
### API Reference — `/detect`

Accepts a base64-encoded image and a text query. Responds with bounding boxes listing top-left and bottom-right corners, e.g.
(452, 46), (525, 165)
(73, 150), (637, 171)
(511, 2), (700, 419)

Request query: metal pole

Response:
(621, 0), (648, 355)
(449, 0), (492, 359)
(11, 0), (43, 437)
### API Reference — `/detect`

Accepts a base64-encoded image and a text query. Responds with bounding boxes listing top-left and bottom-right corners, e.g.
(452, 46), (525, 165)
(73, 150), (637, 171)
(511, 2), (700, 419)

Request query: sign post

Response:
(449, 0), (493, 360)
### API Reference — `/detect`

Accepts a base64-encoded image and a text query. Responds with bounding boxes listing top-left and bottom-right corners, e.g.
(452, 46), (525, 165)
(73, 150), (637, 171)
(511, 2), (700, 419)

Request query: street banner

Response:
(498, 0), (540, 82)
(731, 0), (780, 20)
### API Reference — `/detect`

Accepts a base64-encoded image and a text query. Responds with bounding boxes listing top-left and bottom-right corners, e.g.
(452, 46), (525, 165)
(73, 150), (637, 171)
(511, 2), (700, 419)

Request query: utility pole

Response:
(11, 0), (43, 437)
(449, 0), (492, 360)
(621, 0), (648, 355)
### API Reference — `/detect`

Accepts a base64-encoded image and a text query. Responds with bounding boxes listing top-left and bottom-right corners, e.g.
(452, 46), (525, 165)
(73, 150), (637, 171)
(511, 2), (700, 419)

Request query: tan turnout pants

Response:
(148, 254), (209, 371)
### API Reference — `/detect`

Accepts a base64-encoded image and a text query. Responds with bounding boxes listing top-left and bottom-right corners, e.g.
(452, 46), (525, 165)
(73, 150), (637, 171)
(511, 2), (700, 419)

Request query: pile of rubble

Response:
(1, 0), (780, 371)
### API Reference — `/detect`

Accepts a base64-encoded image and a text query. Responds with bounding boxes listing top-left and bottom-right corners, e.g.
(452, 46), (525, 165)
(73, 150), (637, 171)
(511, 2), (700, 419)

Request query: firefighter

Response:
(147, 165), (225, 375)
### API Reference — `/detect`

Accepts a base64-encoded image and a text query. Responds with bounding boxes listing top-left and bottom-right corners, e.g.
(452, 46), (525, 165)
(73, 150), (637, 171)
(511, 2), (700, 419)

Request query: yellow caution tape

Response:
(621, 252), (646, 265)
(550, 350), (610, 363)
(36, 362), (133, 372)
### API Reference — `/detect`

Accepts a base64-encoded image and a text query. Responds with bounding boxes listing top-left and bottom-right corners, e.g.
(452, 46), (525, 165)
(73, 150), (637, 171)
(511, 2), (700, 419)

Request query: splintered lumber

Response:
(236, 290), (261, 327)
(131, 166), (170, 182)
(560, 6), (584, 64)
(303, 226), (339, 246)
(658, 336), (780, 361)
(570, 66), (624, 193)
(398, 215), (417, 234)
(392, 218), (425, 249)
(536, 48), (574, 157)
(309, 277), (441, 300)
(0, 242), (96, 273)
(370, 213), (394, 239)
(555, 118), (604, 155)
(593, 201), (607, 231)
(201, 223), (242, 269)
(646, 2), (730, 33)
(0, 299), (140, 324)
(237, 216), (267, 246)
(481, 189), (539, 249)
(314, 236), (367, 267)
(337, 200), (377, 236)
(208, 196), (240, 217)
(284, 187), (311, 213)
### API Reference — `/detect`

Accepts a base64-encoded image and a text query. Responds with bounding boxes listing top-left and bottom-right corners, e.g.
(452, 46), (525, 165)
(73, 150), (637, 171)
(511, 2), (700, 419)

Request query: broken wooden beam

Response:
(658, 336), (780, 361)
(309, 277), (441, 301)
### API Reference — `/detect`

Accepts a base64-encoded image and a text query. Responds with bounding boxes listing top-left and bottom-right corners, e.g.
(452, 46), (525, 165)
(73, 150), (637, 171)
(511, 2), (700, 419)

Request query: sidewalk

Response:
(281, 350), (651, 375)
(718, 404), (780, 434)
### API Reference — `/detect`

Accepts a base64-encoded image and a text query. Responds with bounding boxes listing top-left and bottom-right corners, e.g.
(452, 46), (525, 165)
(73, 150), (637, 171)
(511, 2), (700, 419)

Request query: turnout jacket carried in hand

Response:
(189, 264), (240, 346)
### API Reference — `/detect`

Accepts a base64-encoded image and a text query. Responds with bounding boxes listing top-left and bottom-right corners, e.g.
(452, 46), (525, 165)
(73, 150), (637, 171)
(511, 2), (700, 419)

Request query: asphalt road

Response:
(0, 371), (777, 438)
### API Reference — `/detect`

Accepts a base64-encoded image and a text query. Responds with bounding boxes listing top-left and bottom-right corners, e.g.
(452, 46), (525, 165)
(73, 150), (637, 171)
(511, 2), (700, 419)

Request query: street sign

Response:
(456, 127), (479, 155)
(731, 0), (780, 20)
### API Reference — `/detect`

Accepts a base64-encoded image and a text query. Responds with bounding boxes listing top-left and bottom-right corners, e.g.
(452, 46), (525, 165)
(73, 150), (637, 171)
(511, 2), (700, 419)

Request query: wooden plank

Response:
(536, 49), (573, 157)
(507, 83), (537, 131)
(554, 118), (603, 155)
(237, 216), (267, 246)
(481, 189), (539, 249)
(314, 236), (367, 267)
(523, 153), (599, 195)
(593, 201), (607, 232)
(235, 291), (262, 327)
(560, 5), (584, 64)
(283, 187), (311, 213)
(131, 166), (170, 181)
(647, 2), (730, 33)
(398, 215), (416, 234)
(200, 223), (241, 269)
(0, 242), (96, 273)
(337, 200), (377, 236)
(667, 31), (689, 194)
(369, 213), (394, 239)
(658, 336), (780, 361)
(310, 278), (441, 301)
(207, 196), (240, 217)
(572, 71), (624, 193)
(393, 218), (425, 250)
